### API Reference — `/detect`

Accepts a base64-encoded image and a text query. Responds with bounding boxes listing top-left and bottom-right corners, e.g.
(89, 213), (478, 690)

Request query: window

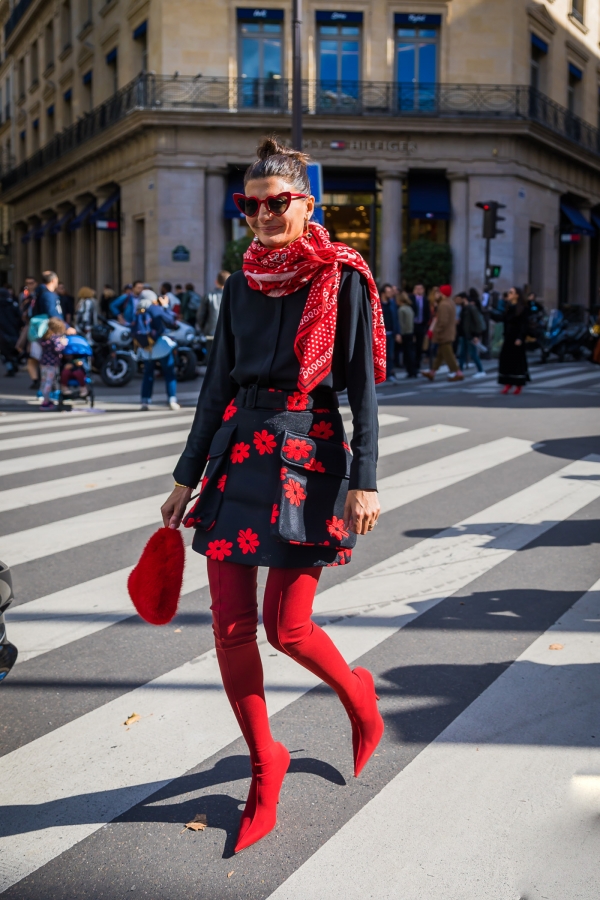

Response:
(30, 41), (39, 86)
(61, 0), (72, 49)
(133, 20), (148, 73)
(571, 0), (584, 25)
(45, 21), (54, 70)
(19, 129), (26, 162)
(32, 118), (39, 153)
(567, 63), (582, 115)
(530, 34), (548, 92)
(395, 14), (440, 110)
(82, 70), (92, 112)
(238, 13), (283, 109)
(47, 104), (55, 139)
(317, 13), (361, 97)
(106, 47), (118, 93)
(63, 87), (72, 126)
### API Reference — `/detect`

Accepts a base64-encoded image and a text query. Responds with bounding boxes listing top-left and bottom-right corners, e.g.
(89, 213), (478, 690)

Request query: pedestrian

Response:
(28, 271), (64, 391)
(38, 317), (68, 409)
(57, 282), (75, 325)
(197, 271), (230, 338)
(410, 282), (430, 372)
(133, 288), (180, 411)
(456, 292), (486, 378)
(75, 287), (98, 339)
(0, 287), (23, 376)
(161, 136), (385, 854)
(99, 285), (116, 319)
(110, 284), (136, 324)
(160, 282), (180, 314)
(180, 282), (201, 327)
(397, 291), (417, 377)
(379, 283), (401, 381)
(492, 285), (530, 395)
(423, 284), (464, 382)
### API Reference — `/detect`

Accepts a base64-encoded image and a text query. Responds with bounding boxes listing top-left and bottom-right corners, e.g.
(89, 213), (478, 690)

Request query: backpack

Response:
(131, 307), (155, 349)
(472, 306), (486, 335)
(28, 314), (49, 342)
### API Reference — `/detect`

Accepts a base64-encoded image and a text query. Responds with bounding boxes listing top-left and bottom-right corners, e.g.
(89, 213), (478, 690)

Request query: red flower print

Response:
(326, 516), (349, 541)
(313, 408), (330, 413)
(342, 442), (351, 452)
(230, 442), (250, 464)
(217, 474), (227, 492)
(304, 458), (326, 473)
(282, 437), (312, 462)
(287, 391), (309, 411)
(283, 478), (307, 507)
(271, 503), (280, 524)
(237, 528), (260, 555)
(206, 539), (233, 561)
(200, 475), (209, 493)
(222, 400), (237, 421)
(309, 421), (334, 440)
(280, 467), (288, 480)
(253, 429), (277, 455)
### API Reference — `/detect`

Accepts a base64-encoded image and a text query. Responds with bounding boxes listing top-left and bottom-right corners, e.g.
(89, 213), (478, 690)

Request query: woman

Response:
(161, 137), (386, 853)
(134, 289), (180, 411)
(492, 285), (530, 394)
(75, 287), (98, 340)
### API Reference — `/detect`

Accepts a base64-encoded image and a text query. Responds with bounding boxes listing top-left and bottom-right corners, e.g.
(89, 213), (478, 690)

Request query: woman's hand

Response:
(343, 489), (380, 536)
(161, 485), (193, 529)
(515, 339), (522, 346)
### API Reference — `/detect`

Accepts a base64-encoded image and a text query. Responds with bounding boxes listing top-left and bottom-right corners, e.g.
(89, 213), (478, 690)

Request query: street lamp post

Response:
(291, 0), (302, 151)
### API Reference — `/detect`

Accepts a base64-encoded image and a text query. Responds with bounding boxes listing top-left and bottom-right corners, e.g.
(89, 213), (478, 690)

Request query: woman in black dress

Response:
(493, 286), (530, 394)
(161, 137), (386, 853)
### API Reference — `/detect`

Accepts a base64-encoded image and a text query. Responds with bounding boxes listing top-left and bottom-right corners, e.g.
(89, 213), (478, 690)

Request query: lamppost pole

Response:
(291, 0), (302, 151)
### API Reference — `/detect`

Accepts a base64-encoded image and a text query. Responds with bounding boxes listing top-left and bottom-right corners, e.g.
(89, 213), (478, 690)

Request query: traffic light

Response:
(476, 201), (506, 239)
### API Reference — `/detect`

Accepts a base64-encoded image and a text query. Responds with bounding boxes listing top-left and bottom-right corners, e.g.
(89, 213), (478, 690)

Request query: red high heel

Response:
(234, 742), (290, 853)
(513, 386), (522, 395)
(349, 667), (384, 777)
(500, 385), (510, 394)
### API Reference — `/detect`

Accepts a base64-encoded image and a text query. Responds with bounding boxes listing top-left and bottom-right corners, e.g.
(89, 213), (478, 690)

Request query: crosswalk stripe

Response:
(378, 424), (467, 457)
(0, 408), (183, 436)
(6, 436), (526, 661)
(2, 455), (599, 893)
(344, 412), (407, 438)
(378, 436), (532, 513)
(530, 369), (600, 389)
(0, 412), (194, 452)
(266, 577), (600, 900)
(8, 546), (208, 664)
(0, 455), (179, 513)
(0, 428), (191, 478)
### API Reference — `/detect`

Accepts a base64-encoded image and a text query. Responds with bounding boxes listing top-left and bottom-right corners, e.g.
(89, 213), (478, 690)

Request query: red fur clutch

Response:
(128, 527), (185, 625)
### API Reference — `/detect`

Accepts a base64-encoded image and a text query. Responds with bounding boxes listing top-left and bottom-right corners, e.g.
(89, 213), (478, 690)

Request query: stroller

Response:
(58, 333), (95, 407)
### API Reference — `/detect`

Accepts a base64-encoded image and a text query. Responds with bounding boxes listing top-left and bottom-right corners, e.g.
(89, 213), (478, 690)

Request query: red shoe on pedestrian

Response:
(501, 385), (510, 395)
(448, 370), (464, 382)
(422, 370), (435, 381)
(234, 742), (290, 853)
(348, 667), (384, 778)
(513, 386), (522, 395)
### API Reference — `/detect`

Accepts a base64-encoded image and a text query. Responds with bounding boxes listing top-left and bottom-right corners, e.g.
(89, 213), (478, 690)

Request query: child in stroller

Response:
(59, 333), (94, 406)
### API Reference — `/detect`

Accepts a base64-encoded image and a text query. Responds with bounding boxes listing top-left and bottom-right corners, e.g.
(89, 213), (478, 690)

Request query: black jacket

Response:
(410, 294), (430, 327)
(0, 292), (22, 343)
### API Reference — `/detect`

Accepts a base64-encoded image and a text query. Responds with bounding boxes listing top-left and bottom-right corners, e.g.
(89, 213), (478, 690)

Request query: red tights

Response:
(207, 559), (362, 766)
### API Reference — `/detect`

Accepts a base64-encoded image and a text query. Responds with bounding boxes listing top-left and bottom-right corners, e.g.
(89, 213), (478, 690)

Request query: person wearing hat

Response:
(422, 284), (463, 382)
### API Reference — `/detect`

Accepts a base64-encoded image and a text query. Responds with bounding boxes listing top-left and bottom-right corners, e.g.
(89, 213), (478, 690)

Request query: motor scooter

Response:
(90, 318), (137, 387)
(540, 307), (590, 362)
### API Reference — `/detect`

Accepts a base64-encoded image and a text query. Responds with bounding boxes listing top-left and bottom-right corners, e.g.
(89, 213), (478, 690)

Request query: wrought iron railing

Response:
(3, 75), (600, 190)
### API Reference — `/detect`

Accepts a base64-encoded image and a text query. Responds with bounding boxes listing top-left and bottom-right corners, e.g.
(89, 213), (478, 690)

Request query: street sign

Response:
(172, 245), (190, 262)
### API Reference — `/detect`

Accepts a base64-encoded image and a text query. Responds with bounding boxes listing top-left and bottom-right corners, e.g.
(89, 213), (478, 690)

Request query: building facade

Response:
(1, 0), (600, 308)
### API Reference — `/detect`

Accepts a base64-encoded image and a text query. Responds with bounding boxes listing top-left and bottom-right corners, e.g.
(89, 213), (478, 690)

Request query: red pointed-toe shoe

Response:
(349, 667), (384, 778)
(234, 741), (290, 853)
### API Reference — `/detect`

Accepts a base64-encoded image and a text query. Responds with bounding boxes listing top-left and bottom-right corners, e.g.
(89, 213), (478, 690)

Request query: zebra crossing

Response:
(0, 397), (599, 898)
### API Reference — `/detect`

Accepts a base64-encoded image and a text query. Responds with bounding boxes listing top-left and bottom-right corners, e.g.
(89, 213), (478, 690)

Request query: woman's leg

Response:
(468, 340), (484, 373)
(263, 567), (383, 777)
(207, 559), (289, 852)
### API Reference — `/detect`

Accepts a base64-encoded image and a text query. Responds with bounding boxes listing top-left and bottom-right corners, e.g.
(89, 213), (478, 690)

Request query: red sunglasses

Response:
(233, 191), (308, 217)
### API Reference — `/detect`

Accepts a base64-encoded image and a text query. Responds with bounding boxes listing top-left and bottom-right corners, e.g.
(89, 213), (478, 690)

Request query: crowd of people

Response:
(378, 281), (532, 394)
(0, 269), (231, 410)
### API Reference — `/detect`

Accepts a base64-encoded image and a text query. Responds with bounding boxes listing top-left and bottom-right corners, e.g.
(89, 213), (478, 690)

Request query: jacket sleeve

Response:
(173, 283), (237, 488)
(337, 270), (379, 491)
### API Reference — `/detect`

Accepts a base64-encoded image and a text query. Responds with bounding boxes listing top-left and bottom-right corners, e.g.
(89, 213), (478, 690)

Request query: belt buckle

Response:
(246, 383), (258, 409)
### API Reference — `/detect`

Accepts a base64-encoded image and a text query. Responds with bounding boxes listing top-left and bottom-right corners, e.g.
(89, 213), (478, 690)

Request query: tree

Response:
(401, 239), (452, 291)
(222, 234), (253, 273)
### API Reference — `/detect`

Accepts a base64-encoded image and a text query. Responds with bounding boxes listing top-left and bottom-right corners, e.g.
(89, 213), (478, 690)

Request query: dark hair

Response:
(511, 286), (527, 314)
(42, 270), (58, 284)
(185, 282), (194, 291)
(216, 270), (230, 287)
(161, 282), (172, 292)
(244, 135), (311, 194)
(378, 283), (392, 295)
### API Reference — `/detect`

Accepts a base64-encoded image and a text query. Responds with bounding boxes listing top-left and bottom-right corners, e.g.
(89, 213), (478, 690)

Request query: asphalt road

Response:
(1, 358), (600, 900)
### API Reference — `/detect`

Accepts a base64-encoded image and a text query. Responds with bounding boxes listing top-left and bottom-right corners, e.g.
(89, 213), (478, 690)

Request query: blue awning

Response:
(408, 173), (450, 220)
(68, 199), (96, 231)
(569, 63), (582, 81)
(531, 33), (548, 54)
(225, 176), (245, 219)
(90, 189), (120, 222)
(561, 201), (594, 236)
(237, 7), (284, 21)
(133, 20), (147, 39)
(106, 47), (117, 65)
(316, 10), (363, 23)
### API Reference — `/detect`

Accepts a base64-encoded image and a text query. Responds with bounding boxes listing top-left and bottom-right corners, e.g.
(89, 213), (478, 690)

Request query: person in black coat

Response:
(491, 286), (530, 394)
(0, 288), (23, 376)
(379, 283), (401, 381)
(410, 283), (430, 372)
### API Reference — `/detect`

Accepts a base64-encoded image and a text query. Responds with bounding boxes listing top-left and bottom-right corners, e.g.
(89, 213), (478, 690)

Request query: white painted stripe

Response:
(0, 428), (191, 478)
(0, 455), (179, 513)
(268, 579), (600, 900)
(530, 369), (600, 389)
(2, 494), (166, 566)
(7, 437), (527, 660)
(378, 423), (467, 457)
(344, 412), (407, 438)
(0, 412), (193, 452)
(8, 546), (208, 663)
(378, 436), (532, 514)
(0, 408), (181, 436)
(1, 456), (599, 893)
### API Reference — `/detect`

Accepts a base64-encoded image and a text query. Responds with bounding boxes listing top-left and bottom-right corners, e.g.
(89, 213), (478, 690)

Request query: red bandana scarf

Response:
(242, 222), (387, 393)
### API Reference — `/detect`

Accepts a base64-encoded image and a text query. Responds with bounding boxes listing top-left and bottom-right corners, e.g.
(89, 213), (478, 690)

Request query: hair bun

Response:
(256, 135), (310, 166)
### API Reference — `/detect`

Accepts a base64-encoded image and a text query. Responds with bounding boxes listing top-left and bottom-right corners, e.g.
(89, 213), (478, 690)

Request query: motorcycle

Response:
(539, 307), (590, 363)
(90, 318), (137, 387)
(165, 321), (206, 381)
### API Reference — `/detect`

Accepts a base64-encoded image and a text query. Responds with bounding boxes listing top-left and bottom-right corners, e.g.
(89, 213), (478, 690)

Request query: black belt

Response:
(236, 385), (338, 411)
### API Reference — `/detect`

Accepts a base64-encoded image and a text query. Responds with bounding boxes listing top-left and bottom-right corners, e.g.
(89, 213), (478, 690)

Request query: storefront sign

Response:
(237, 7), (284, 20)
(560, 234), (581, 242)
(49, 177), (76, 196)
(316, 10), (363, 22)
(172, 244), (191, 261)
(395, 13), (442, 26)
(304, 138), (418, 154)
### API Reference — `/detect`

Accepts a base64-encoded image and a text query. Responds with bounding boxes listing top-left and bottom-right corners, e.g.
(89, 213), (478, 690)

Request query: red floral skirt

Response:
(184, 387), (356, 568)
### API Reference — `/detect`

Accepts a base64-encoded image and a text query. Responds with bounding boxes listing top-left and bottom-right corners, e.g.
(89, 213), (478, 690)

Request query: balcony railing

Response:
(3, 75), (600, 190)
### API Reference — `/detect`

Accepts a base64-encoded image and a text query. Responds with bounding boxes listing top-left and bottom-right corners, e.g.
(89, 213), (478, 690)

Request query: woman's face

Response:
(507, 287), (518, 304)
(243, 176), (315, 249)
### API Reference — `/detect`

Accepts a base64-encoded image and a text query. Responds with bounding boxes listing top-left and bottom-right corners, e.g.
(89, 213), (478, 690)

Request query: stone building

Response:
(1, 0), (600, 308)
